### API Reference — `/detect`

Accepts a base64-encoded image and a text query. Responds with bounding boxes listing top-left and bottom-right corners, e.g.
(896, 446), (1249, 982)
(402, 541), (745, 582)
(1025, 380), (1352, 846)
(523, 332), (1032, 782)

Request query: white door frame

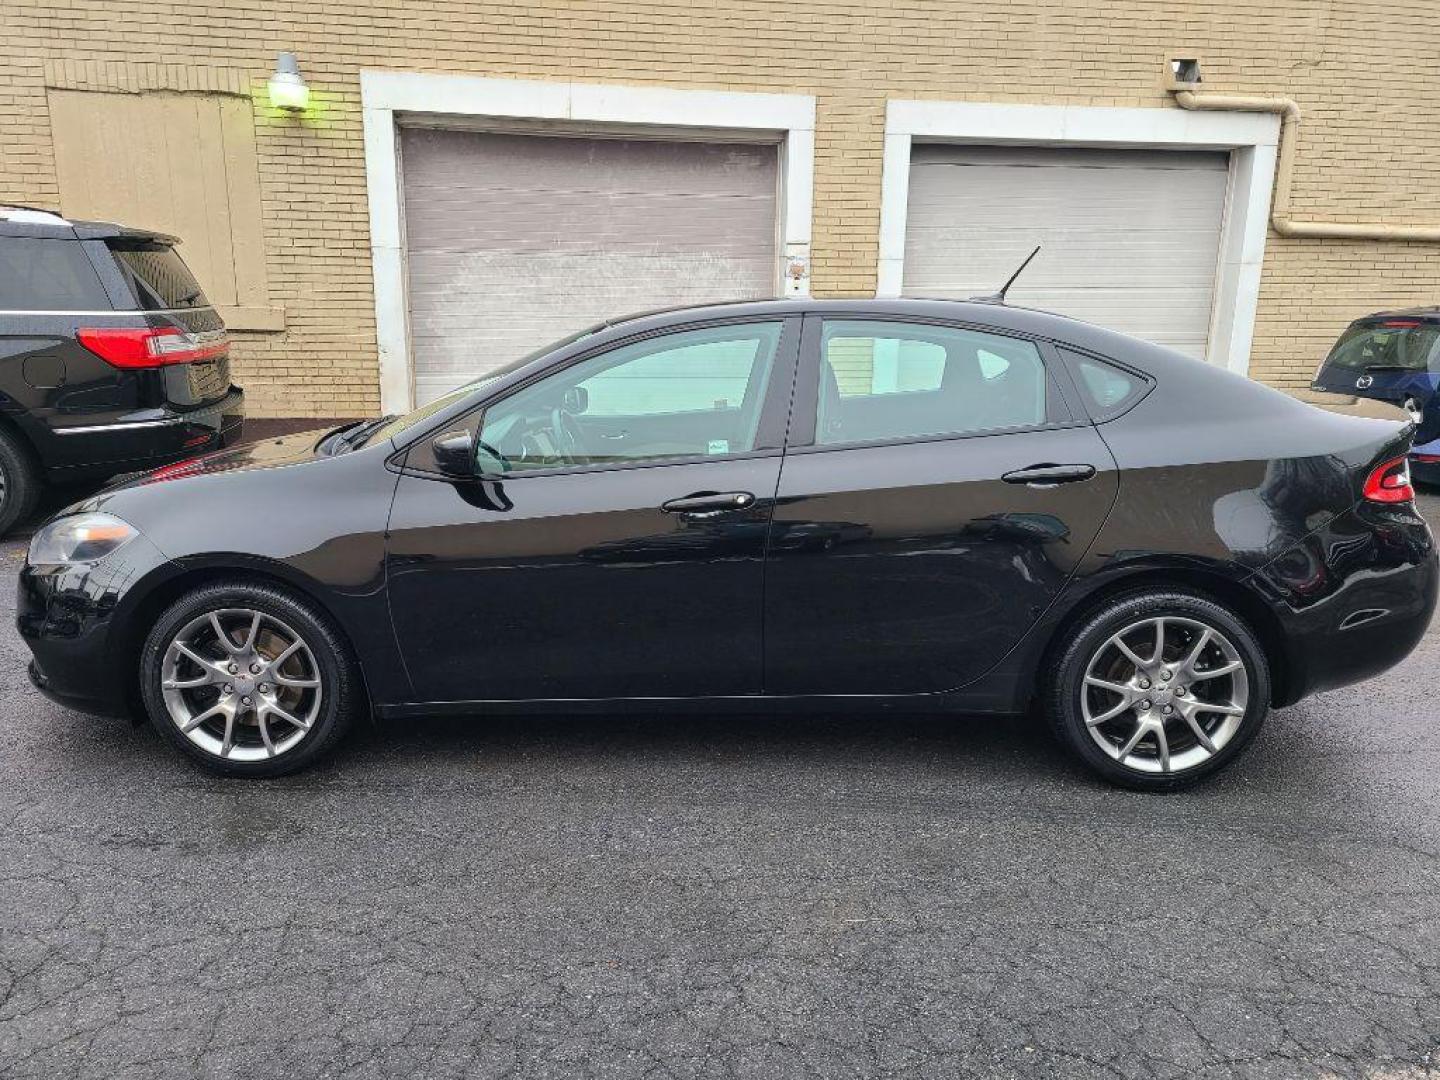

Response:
(876, 100), (1281, 376)
(360, 70), (816, 412)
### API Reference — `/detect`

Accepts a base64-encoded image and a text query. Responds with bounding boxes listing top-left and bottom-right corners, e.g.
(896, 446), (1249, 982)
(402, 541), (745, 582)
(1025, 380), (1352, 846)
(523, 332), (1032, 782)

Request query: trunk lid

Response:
(1276, 390), (1417, 513)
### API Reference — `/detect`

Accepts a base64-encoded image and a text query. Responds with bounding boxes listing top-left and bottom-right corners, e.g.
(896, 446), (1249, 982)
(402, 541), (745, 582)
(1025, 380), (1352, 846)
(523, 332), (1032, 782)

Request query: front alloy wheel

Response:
(161, 608), (322, 761)
(141, 582), (359, 776)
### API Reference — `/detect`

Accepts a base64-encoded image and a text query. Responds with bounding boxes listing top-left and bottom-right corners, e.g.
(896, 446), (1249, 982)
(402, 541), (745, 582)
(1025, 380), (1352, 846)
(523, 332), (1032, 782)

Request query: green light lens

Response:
(268, 75), (309, 112)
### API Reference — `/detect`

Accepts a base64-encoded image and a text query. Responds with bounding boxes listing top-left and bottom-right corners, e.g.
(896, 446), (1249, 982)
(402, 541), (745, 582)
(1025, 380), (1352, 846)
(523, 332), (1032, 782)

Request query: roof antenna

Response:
(973, 244), (1041, 304)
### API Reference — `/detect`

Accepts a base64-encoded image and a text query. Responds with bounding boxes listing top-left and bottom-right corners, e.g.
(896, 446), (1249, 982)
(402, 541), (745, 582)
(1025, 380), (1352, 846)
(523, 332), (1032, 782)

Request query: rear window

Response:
(0, 236), (110, 310)
(1323, 321), (1440, 373)
(1060, 348), (1149, 421)
(108, 242), (210, 310)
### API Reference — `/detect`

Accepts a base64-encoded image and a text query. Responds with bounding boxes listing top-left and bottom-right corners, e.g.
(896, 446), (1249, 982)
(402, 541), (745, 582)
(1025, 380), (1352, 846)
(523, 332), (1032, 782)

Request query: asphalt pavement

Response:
(2, 486), (1439, 1079)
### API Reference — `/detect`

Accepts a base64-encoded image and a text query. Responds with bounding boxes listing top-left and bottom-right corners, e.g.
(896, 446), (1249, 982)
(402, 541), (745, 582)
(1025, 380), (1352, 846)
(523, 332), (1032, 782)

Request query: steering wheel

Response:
(550, 406), (586, 464)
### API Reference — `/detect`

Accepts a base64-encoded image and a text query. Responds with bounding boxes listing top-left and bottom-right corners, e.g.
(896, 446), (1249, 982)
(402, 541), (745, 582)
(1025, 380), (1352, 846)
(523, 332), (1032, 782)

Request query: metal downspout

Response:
(1174, 89), (1440, 242)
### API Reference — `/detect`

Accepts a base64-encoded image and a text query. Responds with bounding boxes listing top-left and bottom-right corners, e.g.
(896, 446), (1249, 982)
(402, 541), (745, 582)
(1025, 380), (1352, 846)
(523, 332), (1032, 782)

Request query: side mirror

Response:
(563, 385), (589, 415)
(431, 429), (474, 478)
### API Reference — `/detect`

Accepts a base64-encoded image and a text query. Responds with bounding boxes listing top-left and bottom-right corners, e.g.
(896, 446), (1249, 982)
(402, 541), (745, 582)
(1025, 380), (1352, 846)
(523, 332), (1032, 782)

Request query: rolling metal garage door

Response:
(401, 128), (778, 404)
(903, 146), (1230, 359)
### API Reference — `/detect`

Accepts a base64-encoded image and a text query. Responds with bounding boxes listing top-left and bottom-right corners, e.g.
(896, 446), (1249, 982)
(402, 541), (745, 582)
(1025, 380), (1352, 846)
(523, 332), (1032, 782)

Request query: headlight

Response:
(27, 513), (138, 567)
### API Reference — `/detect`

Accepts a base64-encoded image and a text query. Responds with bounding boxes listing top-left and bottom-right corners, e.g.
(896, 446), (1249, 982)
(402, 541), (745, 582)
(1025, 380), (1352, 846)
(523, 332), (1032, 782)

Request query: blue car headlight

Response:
(27, 513), (138, 568)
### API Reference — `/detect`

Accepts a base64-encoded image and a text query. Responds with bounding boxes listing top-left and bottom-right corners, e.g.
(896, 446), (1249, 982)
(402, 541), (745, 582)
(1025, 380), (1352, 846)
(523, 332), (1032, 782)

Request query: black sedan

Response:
(17, 299), (1438, 789)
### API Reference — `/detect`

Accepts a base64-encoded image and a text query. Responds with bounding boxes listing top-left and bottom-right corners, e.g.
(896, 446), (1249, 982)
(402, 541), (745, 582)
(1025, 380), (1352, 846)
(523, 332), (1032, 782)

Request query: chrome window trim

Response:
(54, 418), (185, 436)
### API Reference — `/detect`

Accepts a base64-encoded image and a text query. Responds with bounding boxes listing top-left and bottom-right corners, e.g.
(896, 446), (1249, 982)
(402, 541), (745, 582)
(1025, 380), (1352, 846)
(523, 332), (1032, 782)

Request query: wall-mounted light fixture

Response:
(268, 52), (310, 112)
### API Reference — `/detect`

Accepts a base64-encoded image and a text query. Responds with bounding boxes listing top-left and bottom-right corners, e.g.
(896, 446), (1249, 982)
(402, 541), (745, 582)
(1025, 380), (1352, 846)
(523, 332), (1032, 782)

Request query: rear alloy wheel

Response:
(0, 426), (40, 537)
(1049, 592), (1271, 789)
(141, 583), (359, 776)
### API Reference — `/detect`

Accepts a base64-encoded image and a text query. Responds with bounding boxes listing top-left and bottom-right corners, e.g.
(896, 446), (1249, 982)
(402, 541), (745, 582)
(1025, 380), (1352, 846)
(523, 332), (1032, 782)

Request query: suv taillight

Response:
(77, 327), (228, 369)
(1363, 456), (1415, 504)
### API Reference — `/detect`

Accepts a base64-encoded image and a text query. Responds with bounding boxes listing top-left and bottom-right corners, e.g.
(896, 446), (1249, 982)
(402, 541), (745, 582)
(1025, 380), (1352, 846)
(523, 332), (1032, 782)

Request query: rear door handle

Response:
(661, 491), (756, 516)
(1001, 463), (1096, 488)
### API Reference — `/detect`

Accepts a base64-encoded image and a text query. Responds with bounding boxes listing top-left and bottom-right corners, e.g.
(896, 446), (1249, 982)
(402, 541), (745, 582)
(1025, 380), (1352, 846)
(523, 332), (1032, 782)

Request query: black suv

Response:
(0, 207), (244, 533)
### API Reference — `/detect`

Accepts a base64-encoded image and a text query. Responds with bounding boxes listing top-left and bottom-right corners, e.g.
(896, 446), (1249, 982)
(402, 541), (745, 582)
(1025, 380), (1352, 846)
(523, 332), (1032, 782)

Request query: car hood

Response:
(106, 427), (337, 491)
(50, 426), (348, 529)
(50, 423), (397, 567)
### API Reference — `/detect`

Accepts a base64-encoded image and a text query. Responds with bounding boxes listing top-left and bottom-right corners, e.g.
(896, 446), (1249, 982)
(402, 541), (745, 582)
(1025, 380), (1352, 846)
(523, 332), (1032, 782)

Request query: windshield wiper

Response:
(332, 415), (397, 453)
(1361, 364), (1415, 373)
(316, 420), (363, 454)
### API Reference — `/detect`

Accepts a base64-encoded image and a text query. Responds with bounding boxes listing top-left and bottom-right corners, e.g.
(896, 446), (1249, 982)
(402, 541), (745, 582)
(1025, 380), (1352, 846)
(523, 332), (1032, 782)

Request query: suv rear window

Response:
(108, 242), (210, 310)
(0, 236), (110, 310)
(1323, 321), (1440, 373)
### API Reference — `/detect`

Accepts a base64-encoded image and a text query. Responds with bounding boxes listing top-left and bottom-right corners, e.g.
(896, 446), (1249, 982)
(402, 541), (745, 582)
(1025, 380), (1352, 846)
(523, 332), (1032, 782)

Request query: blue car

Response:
(1312, 309), (1440, 484)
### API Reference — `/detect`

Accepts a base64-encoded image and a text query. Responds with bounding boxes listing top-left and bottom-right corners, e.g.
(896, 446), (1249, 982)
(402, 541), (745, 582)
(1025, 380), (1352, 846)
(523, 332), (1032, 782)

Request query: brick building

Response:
(3, 1), (1438, 416)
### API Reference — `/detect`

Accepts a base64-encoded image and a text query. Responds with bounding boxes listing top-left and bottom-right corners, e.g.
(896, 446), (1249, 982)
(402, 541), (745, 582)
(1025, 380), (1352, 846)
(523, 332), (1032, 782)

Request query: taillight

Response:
(1380, 319), (1423, 329)
(76, 326), (228, 369)
(1363, 456), (1415, 504)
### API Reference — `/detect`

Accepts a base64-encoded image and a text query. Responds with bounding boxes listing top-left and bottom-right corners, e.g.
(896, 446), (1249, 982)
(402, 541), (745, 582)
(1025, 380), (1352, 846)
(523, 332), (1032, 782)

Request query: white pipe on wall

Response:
(1174, 89), (1440, 242)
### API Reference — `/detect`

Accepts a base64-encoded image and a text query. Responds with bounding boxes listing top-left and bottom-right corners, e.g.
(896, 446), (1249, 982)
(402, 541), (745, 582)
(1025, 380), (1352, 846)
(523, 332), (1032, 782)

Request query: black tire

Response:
(139, 581), (362, 777)
(0, 426), (41, 537)
(1046, 590), (1272, 791)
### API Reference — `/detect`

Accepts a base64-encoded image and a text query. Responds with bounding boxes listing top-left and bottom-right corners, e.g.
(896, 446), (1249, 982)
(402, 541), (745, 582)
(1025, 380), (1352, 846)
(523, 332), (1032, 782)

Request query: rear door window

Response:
(815, 320), (1054, 446)
(108, 242), (211, 310)
(0, 236), (110, 309)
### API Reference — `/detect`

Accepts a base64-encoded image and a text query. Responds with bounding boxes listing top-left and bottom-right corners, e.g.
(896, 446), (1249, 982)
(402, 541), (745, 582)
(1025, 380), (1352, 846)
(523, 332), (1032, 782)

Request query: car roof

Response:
(388, 291), (1291, 456)
(591, 296), (1185, 367)
(0, 206), (178, 244)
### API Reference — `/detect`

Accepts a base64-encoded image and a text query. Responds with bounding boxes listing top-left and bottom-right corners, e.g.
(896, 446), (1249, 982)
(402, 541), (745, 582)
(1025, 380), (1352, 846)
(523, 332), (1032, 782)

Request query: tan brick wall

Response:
(4, 0), (1439, 415)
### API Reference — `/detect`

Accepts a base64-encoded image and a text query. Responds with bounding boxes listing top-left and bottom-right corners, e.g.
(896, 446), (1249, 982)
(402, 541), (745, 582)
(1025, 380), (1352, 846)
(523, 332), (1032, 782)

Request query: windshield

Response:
(1322, 321), (1440, 373)
(359, 322), (606, 446)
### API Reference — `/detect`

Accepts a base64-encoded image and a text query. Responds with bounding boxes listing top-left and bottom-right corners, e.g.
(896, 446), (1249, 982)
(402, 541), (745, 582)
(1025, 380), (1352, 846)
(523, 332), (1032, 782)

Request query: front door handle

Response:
(661, 491), (756, 516)
(1001, 463), (1096, 488)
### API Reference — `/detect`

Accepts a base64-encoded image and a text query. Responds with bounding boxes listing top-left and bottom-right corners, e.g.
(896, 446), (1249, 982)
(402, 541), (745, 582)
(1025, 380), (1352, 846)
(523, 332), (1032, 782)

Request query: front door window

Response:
(476, 322), (785, 473)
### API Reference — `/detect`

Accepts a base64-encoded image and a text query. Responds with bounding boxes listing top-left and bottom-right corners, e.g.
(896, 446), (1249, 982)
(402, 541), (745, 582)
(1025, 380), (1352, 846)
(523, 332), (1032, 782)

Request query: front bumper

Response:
(1254, 500), (1438, 704)
(17, 532), (177, 718)
(45, 387), (245, 479)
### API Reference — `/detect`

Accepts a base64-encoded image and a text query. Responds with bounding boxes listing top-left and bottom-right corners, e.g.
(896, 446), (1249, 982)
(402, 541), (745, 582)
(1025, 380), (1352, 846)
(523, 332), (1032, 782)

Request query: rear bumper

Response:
(43, 387), (245, 478)
(1253, 501), (1438, 705)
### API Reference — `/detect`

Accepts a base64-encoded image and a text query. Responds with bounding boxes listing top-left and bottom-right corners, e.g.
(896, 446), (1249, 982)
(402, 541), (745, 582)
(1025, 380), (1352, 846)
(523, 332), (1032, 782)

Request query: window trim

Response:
(392, 314), (802, 481)
(786, 312), (1078, 453)
(1052, 344), (1156, 424)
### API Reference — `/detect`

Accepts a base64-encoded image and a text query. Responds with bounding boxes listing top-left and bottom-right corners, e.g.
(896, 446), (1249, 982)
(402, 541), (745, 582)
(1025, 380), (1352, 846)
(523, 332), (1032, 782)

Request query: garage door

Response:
(401, 128), (778, 404)
(902, 146), (1230, 359)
